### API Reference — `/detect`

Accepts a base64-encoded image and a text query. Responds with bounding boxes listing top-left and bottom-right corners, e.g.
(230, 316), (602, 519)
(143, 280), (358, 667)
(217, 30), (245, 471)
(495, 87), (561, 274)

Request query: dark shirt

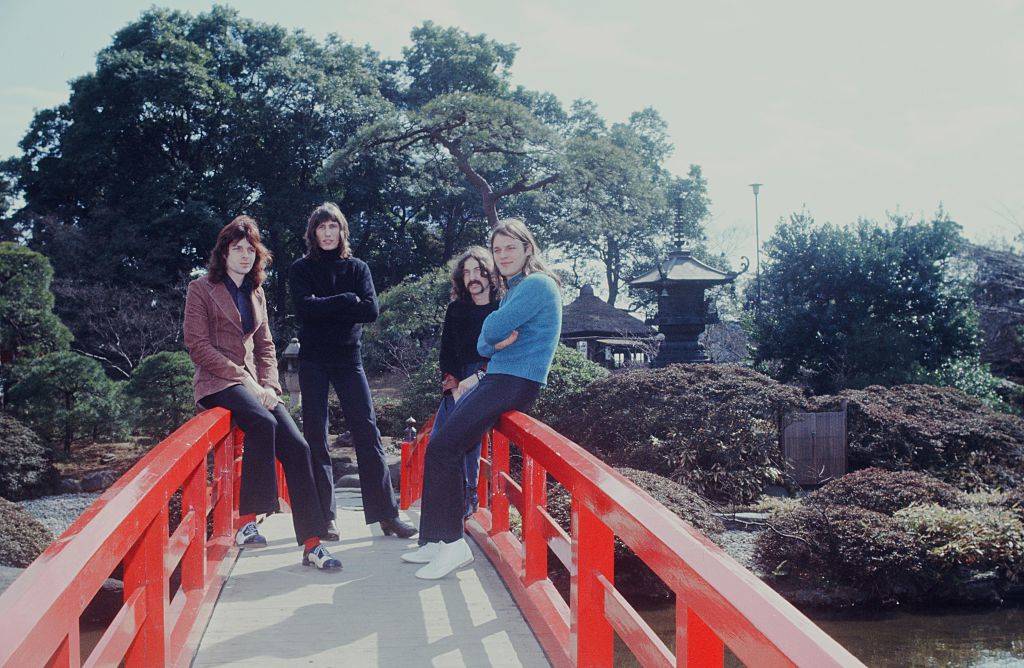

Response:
(223, 276), (255, 335)
(289, 255), (379, 365)
(438, 299), (499, 381)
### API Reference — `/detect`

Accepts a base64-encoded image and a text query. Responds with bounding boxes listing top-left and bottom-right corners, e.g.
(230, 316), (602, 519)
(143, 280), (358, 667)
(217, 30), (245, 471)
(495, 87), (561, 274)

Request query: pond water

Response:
(623, 604), (1024, 667)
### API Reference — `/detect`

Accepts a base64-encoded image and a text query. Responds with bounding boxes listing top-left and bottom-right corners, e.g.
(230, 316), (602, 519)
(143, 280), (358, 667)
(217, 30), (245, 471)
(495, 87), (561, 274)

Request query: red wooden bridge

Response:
(0, 407), (864, 667)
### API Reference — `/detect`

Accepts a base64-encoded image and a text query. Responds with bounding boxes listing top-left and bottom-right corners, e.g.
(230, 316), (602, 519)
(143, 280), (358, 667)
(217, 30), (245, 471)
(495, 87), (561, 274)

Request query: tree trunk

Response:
(482, 191), (500, 228)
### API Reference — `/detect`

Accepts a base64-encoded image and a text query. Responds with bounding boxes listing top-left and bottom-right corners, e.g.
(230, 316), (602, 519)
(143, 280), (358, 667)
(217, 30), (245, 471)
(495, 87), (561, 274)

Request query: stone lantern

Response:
(630, 221), (747, 366)
(281, 338), (301, 409)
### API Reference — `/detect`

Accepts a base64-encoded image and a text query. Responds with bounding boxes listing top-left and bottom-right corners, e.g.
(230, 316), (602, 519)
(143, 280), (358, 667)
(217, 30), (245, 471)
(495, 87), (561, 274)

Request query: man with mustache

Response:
(432, 246), (500, 518)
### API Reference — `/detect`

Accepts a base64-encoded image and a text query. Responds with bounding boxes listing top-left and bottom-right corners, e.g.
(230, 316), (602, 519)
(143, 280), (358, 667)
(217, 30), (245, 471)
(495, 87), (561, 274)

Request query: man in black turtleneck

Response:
(289, 203), (416, 541)
(432, 246), (500, 519)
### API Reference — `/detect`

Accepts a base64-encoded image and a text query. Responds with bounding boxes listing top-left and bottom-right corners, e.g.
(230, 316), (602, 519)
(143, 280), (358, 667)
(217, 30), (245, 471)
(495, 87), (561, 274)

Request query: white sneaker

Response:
(401, 542), (441, 563)
(414, 539), (474, 579)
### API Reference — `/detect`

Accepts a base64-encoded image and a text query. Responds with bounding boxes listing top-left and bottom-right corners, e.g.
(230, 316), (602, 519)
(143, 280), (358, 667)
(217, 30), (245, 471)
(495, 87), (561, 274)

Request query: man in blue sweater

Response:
(404, 219), (563, 579)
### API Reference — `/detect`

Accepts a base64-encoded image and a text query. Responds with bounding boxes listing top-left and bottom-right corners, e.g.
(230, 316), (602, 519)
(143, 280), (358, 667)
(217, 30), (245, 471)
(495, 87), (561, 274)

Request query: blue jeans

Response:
(429, 362), (486, 516)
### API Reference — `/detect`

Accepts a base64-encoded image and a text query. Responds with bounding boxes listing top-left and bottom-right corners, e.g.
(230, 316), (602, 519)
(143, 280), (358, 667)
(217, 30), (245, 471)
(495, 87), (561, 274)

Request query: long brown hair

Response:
(305, 202), (352, 260)
(450, 246), (501, 303)
(207, 215), (272, 287)
(489, 218), (561, 288)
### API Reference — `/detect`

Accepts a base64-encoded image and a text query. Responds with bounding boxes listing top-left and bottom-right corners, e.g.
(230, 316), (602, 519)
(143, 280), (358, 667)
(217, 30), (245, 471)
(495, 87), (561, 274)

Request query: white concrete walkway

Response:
(192, 489), (550, 667)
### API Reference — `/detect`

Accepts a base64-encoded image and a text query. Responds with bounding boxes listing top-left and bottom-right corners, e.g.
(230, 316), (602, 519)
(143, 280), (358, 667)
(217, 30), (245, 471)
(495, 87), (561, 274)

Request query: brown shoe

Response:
(322, 520), (340, 542)
(380, 517), (417, 539)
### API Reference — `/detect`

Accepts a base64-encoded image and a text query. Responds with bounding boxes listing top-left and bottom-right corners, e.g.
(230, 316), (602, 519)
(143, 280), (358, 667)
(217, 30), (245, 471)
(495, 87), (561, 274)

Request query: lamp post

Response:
(749, 183), (763, 306)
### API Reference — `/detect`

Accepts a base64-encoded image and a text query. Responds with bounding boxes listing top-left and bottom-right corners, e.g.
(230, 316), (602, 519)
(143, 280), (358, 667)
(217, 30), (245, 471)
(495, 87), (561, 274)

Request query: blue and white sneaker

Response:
(235, 521), (267, 547)
(303, 543), (343, 571)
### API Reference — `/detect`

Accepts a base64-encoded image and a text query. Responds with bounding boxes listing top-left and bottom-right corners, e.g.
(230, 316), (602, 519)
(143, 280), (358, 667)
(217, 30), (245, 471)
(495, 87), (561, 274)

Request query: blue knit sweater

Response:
(477, 272), (562, 385)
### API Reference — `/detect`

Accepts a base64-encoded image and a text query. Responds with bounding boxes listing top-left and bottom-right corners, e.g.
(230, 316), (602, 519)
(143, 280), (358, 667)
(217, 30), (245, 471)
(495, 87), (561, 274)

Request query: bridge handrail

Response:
(401, 410), (864, 667)
(0, 408), (247, 668)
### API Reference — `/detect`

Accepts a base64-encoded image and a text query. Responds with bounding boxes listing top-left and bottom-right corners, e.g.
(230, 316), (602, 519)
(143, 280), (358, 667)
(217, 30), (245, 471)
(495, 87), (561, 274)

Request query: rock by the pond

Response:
(338, 474), (361, 489)
(58, 478), (83, 494)
(82, 578), (124, 624)
(80, 470), (118, 492)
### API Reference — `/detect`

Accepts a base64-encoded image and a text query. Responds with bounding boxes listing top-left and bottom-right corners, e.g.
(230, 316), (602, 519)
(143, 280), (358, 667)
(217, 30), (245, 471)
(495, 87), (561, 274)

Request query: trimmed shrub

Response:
(0, 497), (54, 567)
(1004, 487), (1024, 522)
(807, 468), (962, 515)
(894, 504), (1024, 575)
(810, 384), (1024, 490)
(754, 504), (925, 600)
(362, 267), (450, 376)
(532, 344), (608, 425)
(552, 364), (809, 504)
(373, 396), (404, 439)
(7, 351), (126, 457)
(0, 413), (57, 500)
(124, 352), (195, 438)
(394, 353), (444, 432)
(547, 467), (723, 602)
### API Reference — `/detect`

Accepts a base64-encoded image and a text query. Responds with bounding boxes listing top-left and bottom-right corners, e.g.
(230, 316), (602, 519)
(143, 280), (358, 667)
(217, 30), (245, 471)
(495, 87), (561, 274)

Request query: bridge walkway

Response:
(192, 488), (550, 667)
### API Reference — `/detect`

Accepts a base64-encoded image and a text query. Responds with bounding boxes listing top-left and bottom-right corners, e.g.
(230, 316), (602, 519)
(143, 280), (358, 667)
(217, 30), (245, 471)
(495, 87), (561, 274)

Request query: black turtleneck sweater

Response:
(289, 255), (379, 365)
(438, 299), (499, 381)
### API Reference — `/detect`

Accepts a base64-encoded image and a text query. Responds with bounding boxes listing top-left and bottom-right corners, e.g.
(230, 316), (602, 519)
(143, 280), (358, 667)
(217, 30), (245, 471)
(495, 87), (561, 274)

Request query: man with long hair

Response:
(405, 219), (563, 579)
(289, 203), (416, 541)
(184, 216), (341, 570)
(434, 246), (499, 518)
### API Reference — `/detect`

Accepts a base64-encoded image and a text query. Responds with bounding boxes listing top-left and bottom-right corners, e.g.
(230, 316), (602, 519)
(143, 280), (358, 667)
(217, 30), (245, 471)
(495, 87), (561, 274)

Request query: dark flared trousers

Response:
(299, 359), (399, 525)
(199, 384), (328, 545)
(419, 374), (540, 544)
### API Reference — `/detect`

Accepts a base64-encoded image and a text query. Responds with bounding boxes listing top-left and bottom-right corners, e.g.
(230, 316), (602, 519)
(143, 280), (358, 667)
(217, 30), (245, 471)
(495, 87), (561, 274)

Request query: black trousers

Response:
(419, 374), (540, 543)
(199, 384), (328, 545)
(299, 358), (399, 525)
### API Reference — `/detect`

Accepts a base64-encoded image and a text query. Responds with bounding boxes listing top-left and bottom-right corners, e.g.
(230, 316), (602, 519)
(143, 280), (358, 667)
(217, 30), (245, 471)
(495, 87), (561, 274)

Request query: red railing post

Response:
(477, 432), (490, 510)
(399, 439), (414, 509)
(45, 632), (80, 668)
(571, 498), (614, 667)
(212, 430), (235, 541)
(232, 430), (244, 530)
(678, 603), (725, 667)
(123, 507), (169, 667)
(489, 430), (511, 535)
(521, 455), (548, 585)
(181, 461), (207, 592)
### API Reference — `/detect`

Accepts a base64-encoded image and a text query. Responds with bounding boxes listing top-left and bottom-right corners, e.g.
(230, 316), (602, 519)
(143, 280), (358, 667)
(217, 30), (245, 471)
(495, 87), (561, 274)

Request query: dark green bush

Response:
(124, 351), (195, 438)
(754, 504), (925, 601)
(807, 468), (962, 515)
(0, 413), (57, 500)
(0, 497), (54, 567)
(810, 384), (1024, 490)
(894, 504), (1024, 575)
(362, 267), (449, 376)
(532, 344), (608, 425)
(373, 396), (404, 439)
(552, 364), (808, 504)
(546, 467), (724, 603)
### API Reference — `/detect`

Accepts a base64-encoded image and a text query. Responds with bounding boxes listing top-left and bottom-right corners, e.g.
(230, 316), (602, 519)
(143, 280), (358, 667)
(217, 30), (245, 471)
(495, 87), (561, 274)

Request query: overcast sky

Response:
(2, 0), (1022, 264)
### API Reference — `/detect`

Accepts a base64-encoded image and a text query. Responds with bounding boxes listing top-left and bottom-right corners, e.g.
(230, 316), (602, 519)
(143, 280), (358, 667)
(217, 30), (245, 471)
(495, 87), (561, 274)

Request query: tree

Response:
(7, 351), (124, 457)
(0, 413), (58, 500)
(124, 351), (195, 437)
(0, 243), (72, 406)
(337, 92), (561, 227)
(52, 279), (185, 379)
(750, 211), (979, 392)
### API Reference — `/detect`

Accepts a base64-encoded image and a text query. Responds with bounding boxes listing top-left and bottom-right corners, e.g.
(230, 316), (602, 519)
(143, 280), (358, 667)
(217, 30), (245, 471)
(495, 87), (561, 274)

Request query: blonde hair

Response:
(489, 218), (561, 288)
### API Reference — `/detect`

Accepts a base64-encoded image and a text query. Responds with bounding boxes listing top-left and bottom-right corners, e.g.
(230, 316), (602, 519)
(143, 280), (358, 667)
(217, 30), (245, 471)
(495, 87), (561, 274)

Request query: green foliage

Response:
(0, 497), (53, 567)
(0, 413), (57, 500)
(810, 384), (1024, 490)
(751, 211), (979, 392)
(806, 468), (963, 515)
(754, 504), (925, 601)
(395, 353), (445, 430)
(553, 364), (808, 503)
(362, 267), (450, 376)
(894, 504), (1024, 574)
(532, 344), (608, 424)
(7, 352), (125, 456)
(124, 352), (195, 438)
(919, 355), (1012, 412)
(0, 243), (71, 362)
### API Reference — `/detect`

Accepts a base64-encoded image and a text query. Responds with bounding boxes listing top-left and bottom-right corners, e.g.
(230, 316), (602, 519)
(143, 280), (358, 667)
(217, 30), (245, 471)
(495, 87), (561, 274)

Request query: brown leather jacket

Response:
(183, 274), (282, 405)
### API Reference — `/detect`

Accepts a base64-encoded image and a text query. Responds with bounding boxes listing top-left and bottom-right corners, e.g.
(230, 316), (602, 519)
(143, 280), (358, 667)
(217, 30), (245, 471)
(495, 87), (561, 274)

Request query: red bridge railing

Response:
(0, 408), (281, 667)
(401, 411), (864, 667)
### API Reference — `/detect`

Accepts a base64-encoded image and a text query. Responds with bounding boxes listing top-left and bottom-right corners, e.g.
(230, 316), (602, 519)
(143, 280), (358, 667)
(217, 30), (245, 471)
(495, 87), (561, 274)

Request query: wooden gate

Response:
(781, 401), (848, 485)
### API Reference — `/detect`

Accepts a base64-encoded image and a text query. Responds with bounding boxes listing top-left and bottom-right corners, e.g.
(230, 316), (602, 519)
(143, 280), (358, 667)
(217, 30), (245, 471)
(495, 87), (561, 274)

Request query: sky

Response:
(1, 0), (1022, 266)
